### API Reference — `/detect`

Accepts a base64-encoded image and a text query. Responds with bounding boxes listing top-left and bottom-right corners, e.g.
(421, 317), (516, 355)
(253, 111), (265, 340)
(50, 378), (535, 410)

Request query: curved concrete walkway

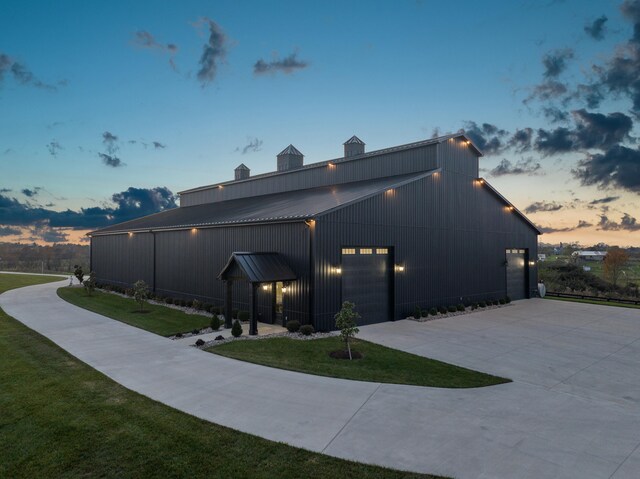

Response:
(2, 280), (640, 479)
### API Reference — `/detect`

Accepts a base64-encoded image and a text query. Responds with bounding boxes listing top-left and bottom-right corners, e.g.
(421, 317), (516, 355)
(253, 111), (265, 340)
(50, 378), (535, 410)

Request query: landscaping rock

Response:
(195, 339), (205, 346)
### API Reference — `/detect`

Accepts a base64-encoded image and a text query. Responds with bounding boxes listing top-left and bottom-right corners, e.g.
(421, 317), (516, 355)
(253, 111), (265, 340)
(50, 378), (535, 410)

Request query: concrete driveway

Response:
(2, 281), (640, 479)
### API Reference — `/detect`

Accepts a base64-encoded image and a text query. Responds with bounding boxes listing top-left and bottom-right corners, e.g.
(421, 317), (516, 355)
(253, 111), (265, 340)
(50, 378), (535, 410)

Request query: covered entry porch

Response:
(218, 252), (297, 335)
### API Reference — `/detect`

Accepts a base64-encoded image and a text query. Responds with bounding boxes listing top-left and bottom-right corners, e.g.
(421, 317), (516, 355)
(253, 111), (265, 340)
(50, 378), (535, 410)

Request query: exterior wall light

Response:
(328, 162), (336, 169)
(395, 265), (405, 272)
(128, 232), (133, 237)
(262, 284), (270, 291)
(281, 286), (287, 294)
(529, 261), (536, 266)
(191, 228), (198, 233)
(332, 266), (342, 274)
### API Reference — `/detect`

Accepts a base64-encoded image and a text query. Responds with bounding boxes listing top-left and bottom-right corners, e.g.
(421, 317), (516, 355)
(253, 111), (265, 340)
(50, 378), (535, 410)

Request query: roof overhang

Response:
(218, 252), (297, 283)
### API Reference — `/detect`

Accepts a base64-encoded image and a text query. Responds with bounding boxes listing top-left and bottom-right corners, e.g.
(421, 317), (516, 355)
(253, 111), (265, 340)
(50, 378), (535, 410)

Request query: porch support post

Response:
(249, 282), (258, 336)
(224, 280), (233, 328)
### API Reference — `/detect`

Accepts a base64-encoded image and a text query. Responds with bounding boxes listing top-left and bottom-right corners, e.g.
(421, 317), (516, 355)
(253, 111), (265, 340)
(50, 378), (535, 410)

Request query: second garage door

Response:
(341, 247), (392, 325)
(506, 248), (528, 300)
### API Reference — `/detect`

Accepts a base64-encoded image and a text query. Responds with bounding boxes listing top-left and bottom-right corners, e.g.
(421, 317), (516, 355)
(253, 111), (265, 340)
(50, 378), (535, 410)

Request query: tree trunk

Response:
(347, 338), (352, 360)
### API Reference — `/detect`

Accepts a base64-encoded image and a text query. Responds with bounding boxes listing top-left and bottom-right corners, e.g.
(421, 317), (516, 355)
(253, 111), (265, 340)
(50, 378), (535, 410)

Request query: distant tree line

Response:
(0, 242), (89, 274)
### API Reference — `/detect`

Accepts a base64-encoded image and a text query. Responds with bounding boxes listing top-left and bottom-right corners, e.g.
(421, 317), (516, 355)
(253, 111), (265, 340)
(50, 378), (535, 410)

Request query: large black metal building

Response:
(90, 134), (540, 331)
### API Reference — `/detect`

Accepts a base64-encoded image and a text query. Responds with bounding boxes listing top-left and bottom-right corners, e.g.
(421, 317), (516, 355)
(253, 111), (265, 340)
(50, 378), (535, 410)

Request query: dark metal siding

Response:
(312, 170), (538, 330)
(91, 233), (154, 287)
(180, 145), (438, 206)
(438, 138), (480, 178)
(91, 222), (311, 324)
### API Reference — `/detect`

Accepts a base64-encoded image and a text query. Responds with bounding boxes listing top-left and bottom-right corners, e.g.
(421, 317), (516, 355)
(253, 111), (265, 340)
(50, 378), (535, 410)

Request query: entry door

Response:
(341, 247), (392, 325)
(506, 249), (527, 300)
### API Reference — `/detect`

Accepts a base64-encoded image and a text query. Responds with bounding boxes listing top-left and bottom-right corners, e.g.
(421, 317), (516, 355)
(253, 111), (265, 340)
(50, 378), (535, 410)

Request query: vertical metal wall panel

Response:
(149, 222), (311, 323)
(312, 170), (538, 331)
(91, 233), (154, 287)
(180, 145), (439, 206)
(438, 138), (480, 177)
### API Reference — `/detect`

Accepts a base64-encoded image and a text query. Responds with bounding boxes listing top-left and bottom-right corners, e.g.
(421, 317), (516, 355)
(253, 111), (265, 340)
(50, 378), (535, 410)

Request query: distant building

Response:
(538, 253), (546, 262)
(572, 251), (607, 261)
(89, 134), (540, 331)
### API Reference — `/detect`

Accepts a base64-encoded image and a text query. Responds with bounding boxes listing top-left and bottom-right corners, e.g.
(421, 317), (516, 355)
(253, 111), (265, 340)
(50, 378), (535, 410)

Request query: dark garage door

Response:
(506, 249), (527, 300)
(342, 247), (392, 326)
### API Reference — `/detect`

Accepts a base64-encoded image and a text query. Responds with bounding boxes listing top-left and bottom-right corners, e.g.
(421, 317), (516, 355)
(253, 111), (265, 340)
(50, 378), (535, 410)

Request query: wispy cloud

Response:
(99, 153), (124, 168)
(539, 220), (592, 234)
(47, 140), (62, 158)
(584, 15), (608, 40)
(489, 158), (543, 177)
(254, 52), (308, 75)
(194, 18), (227, 86)
(0, 52), (59, 91)
(131, 30), (179, 71)
(235, 137), (263, 154)
(524, 201), (564, 214)
(598, 213), (640, 231)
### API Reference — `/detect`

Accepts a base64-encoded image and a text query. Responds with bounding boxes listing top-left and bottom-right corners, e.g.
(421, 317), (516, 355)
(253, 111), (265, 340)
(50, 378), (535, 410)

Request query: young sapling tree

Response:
(334, 301), (360, 360)
(133, 280), (150, 312)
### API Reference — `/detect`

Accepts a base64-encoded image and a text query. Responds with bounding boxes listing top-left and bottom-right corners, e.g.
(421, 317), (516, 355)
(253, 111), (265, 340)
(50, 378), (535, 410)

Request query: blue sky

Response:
(1, 0), (640, 245)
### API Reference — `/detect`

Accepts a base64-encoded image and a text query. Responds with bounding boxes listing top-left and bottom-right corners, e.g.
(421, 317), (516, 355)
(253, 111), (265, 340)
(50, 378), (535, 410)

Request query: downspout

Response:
(151, 230), (156, 293)
(305, 219), (315, 327)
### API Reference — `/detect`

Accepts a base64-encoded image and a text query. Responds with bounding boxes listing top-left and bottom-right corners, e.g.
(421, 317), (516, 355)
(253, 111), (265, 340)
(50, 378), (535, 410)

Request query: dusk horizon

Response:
(2, 0), (640, 247)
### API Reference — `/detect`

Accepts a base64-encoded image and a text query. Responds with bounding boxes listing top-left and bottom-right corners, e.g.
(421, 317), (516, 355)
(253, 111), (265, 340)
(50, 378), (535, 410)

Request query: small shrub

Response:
(420, 308), (429, 318)
(73, 265), (84, 285)
(186, 300), (194, 308)
(215, 335), (224, 341)
(175, 332), (183, 338)
(178, 299), (186, 307)
(447, 305), (457, 313)
(191, 328), (200, 334)
(232, 309), (239, 319)
(231, 320), (242, 337)
(83, 271), (96, 296)
(202, 303), (212, 312)
(300, 324), (314, 336)
(438, 306), (447, 314)
(479, 301), (487, 308)
(209, 305), (219, 314)
(429, 307), (438, 316)
(414, 305), (422, 319)
(210, 315), (221, 331)
(286, 320), (301, 332)
(195, 339), (205, 347)
(499, 298), (506, 305)
(165, 297), (173, 304)
(238, 310), (250, 321)
(505, 296), (511, 304)
(192, 299), (202, 310)
(456, 303), (465, 312)
(125, 288), (134, 297)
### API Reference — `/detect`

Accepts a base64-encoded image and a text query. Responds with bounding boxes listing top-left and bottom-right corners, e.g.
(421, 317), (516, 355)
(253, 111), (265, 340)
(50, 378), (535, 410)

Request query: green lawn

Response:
(57, 287), (212, 336)
(546, 295), (640, 309)
(0, 273), (65, 289)
(209, 336), (510, 388)
(1, 274), (443, 478)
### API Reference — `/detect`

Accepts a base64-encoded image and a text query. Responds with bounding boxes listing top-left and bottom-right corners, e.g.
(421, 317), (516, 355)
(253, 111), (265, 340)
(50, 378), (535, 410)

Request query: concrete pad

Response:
(3, 283), (640, 479)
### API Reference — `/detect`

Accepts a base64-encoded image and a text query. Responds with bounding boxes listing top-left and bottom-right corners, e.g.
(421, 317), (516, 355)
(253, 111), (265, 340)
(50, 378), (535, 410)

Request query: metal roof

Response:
(179, 133), (482, 195)
(277, 144), (303, 157)
(344, 135), (365, 145)
(90, 171), (432, 235)
(218, 252), (297, 282)
(235, 163), (250, 170)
